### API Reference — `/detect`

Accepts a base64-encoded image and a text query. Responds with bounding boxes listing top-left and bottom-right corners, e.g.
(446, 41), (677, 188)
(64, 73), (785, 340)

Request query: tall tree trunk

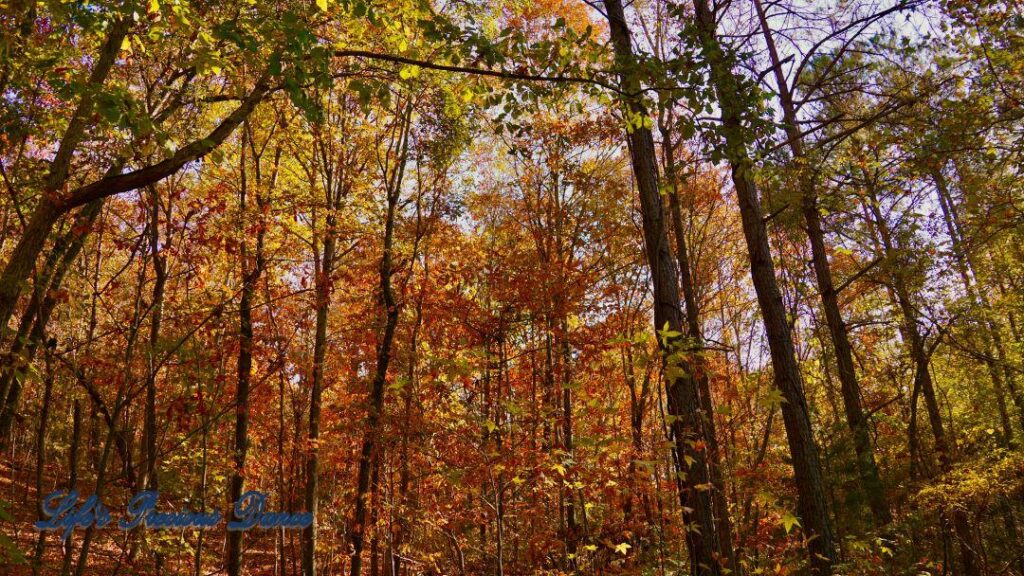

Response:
(862, 186), (980, 576)
(60, 399), (81, 576)
(751, 0), (891, 527)
(31, 354), (54, 576)
(194, 392), (210, 576)
(560, 316), (578, 562)
(351, 105), (410, 576)
(0, 199), (104, 444)
(140, 184), (167, 572)
(228, 127), (273, 575)
(602, 1), (732, 573)
(302, 213), (333, 576)
(661, 118), (738, 572)
(301, 99), (367, 576)
(687, 0), (838, 570)
(276, 313), (289, 576)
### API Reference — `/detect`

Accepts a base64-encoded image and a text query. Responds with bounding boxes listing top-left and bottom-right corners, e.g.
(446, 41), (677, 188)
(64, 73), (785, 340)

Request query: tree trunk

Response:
(688, 0), (838, 571)
(602, 1), (732, 573)
(140, 185), (167, 572)
(862, 186), (980, 576)
(31, 354), (54, 576)
(195, 399), (209, 576)
(661, 119), (738, 572)
(60, 399), (81, 576)
(750, 0), (891, 528)
(560, 314), (578, 563)
(228, 125), (268, 573)
(351, 105), (410, 576)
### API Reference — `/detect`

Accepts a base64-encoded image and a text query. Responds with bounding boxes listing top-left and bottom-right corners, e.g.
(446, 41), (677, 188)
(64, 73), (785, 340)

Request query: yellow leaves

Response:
(613, 542), (631, 555)
(760, 388), (788, 409)
(780, 512), (801, 534)
(914, 451), (1024, 510)
(316, 0), (329, 12)
(566, 314), (582, 330)
(399, 65), (421, 80)
(119, 34), (150, 56)
(169, 2), (191, 26)
(148, 0), (160, 13)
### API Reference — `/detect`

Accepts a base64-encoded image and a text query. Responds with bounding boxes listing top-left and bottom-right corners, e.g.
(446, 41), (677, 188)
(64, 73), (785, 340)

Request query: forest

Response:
(0, 0), (1022, 574)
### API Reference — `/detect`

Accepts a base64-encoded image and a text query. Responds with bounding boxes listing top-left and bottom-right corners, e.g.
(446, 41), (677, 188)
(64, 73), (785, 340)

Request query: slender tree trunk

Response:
(661, 117), (739, 573)
(0, 199), (103, 444)
(602, 1), (731, 572)
(194, 398), (209, 576)
(862, 186), (980, 576)
(60, 400), (81, 576)
(559, 314), (578, 562)
(140, 185), (167, 572)
(302, 214), (333, 576)
(687, 0), (838, 570)
(750, 0), (891, 528)
(229, 126), (273, 575)
(31, 355), (54, 576)
(351, 105), (410, 576)
(393, 190), (433, 576)
(277, 331), (289, 576)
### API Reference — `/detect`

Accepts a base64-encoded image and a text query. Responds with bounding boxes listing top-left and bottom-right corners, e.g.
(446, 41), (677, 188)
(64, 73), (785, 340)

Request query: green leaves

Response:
(624, 110), (654, 133)
(657, 321), (682, 346)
